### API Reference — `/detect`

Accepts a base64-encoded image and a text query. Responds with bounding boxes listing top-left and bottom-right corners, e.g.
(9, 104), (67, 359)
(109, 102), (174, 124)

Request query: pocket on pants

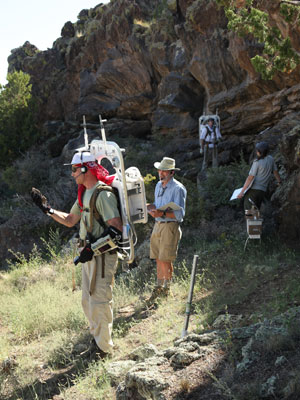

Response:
(91, 281), (113, 304)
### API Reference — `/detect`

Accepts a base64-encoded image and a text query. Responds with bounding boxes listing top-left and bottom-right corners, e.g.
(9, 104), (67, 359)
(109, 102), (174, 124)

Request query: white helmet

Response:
(65, 151), (96, 165)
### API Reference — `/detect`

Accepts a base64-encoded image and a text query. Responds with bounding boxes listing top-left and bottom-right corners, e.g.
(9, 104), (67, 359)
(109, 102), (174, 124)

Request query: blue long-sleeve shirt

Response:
(154, 177), (187, 222)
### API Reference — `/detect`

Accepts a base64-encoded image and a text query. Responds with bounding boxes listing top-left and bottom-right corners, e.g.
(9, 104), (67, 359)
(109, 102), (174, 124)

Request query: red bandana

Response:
(75, 162), (115, 211)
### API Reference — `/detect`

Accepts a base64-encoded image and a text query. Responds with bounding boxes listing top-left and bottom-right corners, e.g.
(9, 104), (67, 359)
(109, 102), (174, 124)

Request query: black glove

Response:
(74, 244), (94, 265)
(31, 187), (53, 214)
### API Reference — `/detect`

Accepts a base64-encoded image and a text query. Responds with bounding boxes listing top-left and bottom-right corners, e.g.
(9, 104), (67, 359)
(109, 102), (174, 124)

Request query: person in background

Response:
(31, 151), (122, 359)
(200, 117), (222, 171)
(147, 157), (187, 303)
(237, 141), (281, 210)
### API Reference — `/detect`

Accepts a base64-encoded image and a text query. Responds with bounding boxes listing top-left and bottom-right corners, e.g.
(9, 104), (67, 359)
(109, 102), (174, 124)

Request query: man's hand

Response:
(74, 244), (94, 265)
(31, 188), (53, 214)
(148, 208), (164, 219)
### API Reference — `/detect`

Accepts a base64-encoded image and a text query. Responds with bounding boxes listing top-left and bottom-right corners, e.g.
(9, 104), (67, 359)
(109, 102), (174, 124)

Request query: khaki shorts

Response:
(150, 221), (182, 262)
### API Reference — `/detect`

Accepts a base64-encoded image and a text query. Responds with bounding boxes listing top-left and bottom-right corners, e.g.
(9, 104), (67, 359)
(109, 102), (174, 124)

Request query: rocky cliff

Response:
(4, 0), (300, 246)
(8, 1), (300, 133)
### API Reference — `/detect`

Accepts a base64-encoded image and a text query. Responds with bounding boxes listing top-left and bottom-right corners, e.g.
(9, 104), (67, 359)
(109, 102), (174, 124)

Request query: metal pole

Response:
(181, 254), (198, 338)
(83, 115), (89, 150)
(99, 114), (107, 148)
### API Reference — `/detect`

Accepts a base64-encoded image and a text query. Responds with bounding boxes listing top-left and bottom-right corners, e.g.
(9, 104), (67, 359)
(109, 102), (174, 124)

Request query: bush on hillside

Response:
(0, 71), (39, 167)
(202, 157), (249, 207)
(0, 148), (76, 229)
(180, 176), (209, 226)
(2, 150), (60, 195)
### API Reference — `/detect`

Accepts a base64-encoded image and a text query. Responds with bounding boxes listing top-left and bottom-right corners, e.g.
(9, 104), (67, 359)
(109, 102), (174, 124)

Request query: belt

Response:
(157, 221), (178, 224)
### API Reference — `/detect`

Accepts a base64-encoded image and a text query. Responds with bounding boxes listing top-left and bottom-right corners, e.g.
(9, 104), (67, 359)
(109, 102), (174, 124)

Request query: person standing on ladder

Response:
(237, 142), (281, 210)
(200, 117), (222, 171)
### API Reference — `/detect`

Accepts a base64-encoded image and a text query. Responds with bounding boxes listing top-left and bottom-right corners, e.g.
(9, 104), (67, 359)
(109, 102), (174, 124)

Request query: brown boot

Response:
(95, 348), (109, 360)
(161, 286), (170, 297)
(146, 286), (164, 305)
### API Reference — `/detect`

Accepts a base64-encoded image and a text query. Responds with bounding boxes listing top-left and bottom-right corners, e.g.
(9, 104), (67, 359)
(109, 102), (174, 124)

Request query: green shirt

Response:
(70, 182), (120, 240)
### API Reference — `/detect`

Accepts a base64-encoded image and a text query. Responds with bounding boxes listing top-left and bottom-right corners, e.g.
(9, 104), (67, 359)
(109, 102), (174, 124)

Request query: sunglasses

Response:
(71, 166), (80, 173)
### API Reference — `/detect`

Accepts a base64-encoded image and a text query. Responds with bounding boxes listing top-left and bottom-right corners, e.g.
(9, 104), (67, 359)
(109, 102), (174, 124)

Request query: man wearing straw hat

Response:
(147, 157), (187, 302)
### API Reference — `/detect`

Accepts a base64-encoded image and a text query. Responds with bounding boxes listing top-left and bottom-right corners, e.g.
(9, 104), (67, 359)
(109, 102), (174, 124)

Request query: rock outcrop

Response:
(107, 307), (300, 399)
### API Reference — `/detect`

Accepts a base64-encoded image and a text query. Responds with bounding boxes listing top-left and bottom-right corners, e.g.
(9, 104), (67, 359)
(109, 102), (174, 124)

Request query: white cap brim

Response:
(64, 151), (96, 165)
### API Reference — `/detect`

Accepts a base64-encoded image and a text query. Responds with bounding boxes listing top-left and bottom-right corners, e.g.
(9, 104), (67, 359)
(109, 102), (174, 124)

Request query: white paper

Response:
(230, 187), (243, 201)
(157, 202), (181, 211)
(230, 177), (254, 201)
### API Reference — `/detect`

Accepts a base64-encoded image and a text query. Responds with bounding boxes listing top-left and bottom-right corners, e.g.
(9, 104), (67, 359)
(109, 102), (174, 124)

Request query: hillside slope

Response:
(1, 225), (300, 399)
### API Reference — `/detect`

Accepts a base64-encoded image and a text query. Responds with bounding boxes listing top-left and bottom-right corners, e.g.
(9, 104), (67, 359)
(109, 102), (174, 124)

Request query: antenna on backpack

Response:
(82, 115), (89, 150)
(99, 115), (107, 148)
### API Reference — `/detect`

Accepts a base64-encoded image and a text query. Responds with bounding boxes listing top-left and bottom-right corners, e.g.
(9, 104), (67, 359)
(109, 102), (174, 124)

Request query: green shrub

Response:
(2, 150), (61, 195)
(216, 0), (300, 79)
(180, 176), (209, 225)
(152, 0), (168, 19)
(41, 228), (66, 261)
(0, 71), (39, 166)
(202, 157), (249, 207)
(143, 173), (156, 204)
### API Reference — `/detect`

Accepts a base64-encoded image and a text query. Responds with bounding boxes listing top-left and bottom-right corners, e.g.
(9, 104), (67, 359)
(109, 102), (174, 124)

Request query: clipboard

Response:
(157, 202), (181, 211)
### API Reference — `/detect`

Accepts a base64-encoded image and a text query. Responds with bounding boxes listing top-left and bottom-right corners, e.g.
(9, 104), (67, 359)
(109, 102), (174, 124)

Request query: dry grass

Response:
(179, 377), (192, 393)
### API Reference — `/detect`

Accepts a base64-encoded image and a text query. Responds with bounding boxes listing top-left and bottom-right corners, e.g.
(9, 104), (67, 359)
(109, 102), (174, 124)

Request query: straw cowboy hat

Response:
(154, 157), (180, 171)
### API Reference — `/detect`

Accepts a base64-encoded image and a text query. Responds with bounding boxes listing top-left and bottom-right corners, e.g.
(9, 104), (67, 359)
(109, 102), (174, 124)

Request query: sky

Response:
(0, 0), (109, 86)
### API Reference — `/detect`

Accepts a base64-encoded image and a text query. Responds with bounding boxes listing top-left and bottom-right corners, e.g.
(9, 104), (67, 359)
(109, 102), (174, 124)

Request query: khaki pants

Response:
(202, 145), (218, 171)
(81, 252), (118, 353)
